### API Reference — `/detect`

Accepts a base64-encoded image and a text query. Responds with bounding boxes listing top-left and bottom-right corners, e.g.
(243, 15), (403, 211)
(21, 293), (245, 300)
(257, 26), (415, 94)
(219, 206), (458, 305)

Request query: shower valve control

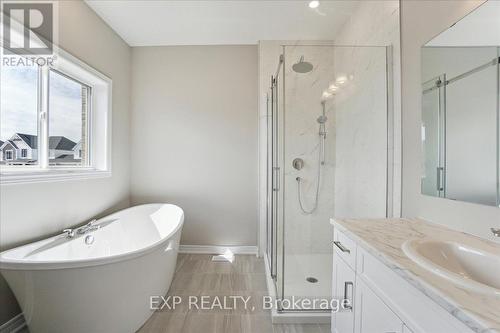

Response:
(292, 158), (304, 170)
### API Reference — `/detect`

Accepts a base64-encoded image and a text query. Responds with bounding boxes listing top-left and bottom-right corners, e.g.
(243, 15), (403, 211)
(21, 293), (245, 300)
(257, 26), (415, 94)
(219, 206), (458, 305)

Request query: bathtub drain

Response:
(306, 277), (318, 283)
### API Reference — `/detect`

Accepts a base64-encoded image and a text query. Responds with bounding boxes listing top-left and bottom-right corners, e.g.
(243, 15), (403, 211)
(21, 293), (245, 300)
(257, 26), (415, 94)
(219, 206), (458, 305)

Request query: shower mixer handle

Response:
(292, 158), (304, 171)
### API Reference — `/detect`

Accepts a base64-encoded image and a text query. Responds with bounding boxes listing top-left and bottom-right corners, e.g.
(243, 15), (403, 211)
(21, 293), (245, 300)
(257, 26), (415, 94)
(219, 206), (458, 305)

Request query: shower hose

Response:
(296, 137), (323, 214)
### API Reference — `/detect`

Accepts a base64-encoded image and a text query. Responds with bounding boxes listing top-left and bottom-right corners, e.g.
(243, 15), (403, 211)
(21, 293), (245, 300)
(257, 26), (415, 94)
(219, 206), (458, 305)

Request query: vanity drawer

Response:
(333, 228), (357, 270)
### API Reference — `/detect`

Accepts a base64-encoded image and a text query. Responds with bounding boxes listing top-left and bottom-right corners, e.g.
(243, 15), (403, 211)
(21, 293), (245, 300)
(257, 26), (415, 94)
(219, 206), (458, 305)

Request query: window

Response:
(48, 69), (90, 167)
(0, 49), (112, 184)
(0, 64), (38, 165)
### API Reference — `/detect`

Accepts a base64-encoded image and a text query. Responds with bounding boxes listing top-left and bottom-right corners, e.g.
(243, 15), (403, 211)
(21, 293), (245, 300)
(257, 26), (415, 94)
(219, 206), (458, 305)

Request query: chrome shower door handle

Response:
(436, 167), (444, 192)
(273, 167), (280, 191)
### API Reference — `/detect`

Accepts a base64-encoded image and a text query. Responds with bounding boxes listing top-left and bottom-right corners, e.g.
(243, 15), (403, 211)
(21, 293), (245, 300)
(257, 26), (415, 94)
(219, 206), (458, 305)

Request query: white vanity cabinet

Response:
(331, 255), (356, 333)
(354, 279), (404, 333)
(331, 227), (473, 333)
(332, 232), (403, 333)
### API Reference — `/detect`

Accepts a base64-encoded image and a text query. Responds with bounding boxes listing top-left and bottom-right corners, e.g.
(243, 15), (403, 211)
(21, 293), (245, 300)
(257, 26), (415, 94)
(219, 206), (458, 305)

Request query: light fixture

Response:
(327, 83), (338, 93)
(335, 75), (348, 85)
(308, 1), (320, 9)
(322, 90), (333, 100)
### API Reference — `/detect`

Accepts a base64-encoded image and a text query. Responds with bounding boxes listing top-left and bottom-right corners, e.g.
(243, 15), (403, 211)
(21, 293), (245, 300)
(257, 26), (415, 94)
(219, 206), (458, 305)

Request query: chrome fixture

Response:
(85, 235), (95, 245)
(318, 101), (327, 165)
(306, 277), (318, 283)
(292, 158), (304, 170)
(61, 219), (100, 239)
(491, 228), (500, 237)
(292, 56), (313, 74)
(296, 101), (328, 214)
(333, 240), (350, 253)
(77, 219), (100, 235)
(62, 229), (75, 238)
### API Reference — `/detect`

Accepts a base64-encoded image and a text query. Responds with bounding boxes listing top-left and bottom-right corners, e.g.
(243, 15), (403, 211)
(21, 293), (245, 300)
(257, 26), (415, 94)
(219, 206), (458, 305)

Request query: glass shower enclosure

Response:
(266, 44), (391, 313)
(421, 46), (500, 206)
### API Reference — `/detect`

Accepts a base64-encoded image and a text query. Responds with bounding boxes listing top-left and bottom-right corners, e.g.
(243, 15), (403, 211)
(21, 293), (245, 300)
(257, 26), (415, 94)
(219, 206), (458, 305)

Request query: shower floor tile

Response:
(283, 253), (332, 299)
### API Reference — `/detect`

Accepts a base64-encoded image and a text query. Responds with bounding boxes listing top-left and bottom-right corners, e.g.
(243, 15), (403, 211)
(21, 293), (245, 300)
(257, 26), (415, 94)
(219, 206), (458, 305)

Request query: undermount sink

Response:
(402, 239), (500, 296)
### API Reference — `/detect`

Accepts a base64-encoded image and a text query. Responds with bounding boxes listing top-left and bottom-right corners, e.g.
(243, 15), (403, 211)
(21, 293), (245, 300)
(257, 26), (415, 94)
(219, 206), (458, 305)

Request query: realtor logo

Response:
(2, 2), (54, 55)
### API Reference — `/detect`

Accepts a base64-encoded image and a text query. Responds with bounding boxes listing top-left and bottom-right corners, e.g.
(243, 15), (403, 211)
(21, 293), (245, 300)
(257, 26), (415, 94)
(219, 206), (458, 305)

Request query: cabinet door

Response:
(355, 279), (403, 333)
(332, 254), (356, 333)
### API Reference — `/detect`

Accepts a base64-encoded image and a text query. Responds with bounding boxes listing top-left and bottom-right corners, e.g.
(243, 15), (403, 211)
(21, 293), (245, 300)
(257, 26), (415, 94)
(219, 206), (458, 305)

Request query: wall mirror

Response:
(421, 0), (500, 206)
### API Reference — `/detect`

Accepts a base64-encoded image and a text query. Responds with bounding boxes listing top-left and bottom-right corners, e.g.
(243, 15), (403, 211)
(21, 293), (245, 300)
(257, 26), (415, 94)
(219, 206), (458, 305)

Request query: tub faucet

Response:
(76, 219), (100, 235)
(491, 228), (500, 237)
(62, 229), (75, 238)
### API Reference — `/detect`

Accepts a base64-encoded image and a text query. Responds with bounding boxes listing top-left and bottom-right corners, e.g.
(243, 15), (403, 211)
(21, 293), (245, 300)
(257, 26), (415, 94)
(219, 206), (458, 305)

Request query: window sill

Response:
(0, 169), (111, 185)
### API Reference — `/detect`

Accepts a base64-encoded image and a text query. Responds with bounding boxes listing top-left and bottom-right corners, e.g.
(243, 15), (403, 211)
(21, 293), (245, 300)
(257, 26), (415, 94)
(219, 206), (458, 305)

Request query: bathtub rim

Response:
(0, 203), (184, 271)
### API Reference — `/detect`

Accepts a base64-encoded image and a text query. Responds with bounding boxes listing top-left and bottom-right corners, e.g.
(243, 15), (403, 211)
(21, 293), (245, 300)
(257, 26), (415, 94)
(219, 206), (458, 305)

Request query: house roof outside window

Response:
(16, 133), (37, 149)
(49, 136), (77, 150)
(1, 133), (80, 165)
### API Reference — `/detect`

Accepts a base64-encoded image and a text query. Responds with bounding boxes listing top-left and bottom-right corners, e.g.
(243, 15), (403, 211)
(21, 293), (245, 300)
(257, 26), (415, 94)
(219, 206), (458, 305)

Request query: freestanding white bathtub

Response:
(0, 204), (184, 333)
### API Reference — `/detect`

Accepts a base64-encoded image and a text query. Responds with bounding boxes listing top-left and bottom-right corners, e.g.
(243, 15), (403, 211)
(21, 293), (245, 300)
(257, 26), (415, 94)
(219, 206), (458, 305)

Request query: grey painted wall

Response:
(130, 45), (258, 247)
(400, 0), (500, 243)
(0, 0), (132, 325)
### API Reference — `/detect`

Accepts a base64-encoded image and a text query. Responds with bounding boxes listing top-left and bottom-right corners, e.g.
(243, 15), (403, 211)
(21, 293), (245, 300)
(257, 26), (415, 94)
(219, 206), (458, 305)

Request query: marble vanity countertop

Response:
(330, 217), (500, 333)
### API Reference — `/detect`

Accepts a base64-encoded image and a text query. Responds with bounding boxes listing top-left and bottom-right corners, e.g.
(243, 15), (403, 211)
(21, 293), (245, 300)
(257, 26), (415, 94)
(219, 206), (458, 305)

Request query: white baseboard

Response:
(179, 245), (258, 255)
(0, 313), (26, 333)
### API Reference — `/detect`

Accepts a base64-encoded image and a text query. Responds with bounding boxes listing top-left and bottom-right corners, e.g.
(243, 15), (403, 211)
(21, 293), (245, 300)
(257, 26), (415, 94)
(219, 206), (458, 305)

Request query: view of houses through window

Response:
(0, 64), (38, 166)
(0, 63), (90, 167)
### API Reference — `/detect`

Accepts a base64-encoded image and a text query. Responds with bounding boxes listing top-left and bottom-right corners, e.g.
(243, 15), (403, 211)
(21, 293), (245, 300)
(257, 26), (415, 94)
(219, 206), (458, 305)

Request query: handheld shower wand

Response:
(318, 101), (327, 165)
(296, 101), (328, 214)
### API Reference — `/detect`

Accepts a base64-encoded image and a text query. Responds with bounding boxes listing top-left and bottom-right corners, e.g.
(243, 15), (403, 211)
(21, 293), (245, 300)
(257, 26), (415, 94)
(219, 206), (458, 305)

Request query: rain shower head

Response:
(292, 56), (313, 73)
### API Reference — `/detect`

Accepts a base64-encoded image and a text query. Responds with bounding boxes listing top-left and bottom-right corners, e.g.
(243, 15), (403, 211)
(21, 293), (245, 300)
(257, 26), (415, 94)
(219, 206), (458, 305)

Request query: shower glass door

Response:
(267, 61), (285, 304)
(422, 75), (446, 197)
(267, 45), (390, 312)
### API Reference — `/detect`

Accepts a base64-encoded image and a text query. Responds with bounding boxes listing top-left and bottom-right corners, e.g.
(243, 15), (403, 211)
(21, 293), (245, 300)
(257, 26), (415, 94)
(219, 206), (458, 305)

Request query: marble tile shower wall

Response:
(283, 46), (336, 255)
(332, 46), (388, 219)
(333, 1), (402, 217)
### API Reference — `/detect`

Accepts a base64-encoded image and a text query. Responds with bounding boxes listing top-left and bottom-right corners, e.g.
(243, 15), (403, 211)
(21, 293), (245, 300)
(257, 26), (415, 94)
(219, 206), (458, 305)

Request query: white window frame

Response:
(5, 150), (13, 161)
(0, 47), (112, 185)
(21, 149), (27, 158)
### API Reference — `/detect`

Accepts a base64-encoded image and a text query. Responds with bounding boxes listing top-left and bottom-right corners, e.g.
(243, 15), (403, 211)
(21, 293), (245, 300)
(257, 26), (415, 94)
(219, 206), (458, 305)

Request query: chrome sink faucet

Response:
(62, 219), (100, 238)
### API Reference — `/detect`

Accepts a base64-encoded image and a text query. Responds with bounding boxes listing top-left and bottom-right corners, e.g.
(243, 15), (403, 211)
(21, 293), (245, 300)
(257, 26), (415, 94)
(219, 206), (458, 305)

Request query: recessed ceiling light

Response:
(308, 1), (320, 9)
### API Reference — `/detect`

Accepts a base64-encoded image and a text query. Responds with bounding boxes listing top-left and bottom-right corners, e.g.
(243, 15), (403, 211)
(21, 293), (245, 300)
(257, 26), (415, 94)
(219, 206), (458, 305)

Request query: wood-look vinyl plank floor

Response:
(137, 254), (330, 333)
(18, 254), (330, 333)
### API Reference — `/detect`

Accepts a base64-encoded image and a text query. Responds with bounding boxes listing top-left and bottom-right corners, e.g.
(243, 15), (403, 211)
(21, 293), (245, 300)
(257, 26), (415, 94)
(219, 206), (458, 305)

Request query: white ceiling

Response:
(85, 1), (360, 46)
(426, 0), (500, 46)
